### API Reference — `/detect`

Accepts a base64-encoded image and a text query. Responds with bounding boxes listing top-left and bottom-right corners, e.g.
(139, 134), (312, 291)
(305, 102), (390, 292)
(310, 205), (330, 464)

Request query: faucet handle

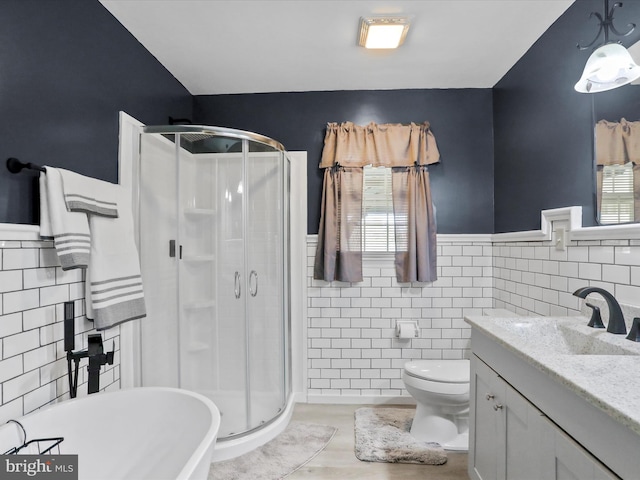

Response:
(87, 334), (104, 356)
(626, 318), (640, 342)
(585, 303), (605, 329)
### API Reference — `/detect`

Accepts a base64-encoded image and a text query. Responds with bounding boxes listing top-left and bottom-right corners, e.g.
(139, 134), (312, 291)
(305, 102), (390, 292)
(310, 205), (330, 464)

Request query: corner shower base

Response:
(210, 395), (295, 462)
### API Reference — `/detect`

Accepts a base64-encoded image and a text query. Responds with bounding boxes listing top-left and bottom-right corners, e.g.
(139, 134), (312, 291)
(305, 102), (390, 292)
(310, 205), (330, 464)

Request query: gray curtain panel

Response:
(314, 167), (364, 282)
(392, 166), (437, 283)
(314, 122), (440, 283)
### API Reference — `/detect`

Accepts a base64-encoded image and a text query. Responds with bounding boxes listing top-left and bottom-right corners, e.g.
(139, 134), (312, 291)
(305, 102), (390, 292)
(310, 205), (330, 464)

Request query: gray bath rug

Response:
(208, 421), (337, 480)
(354, 407), (447, 465)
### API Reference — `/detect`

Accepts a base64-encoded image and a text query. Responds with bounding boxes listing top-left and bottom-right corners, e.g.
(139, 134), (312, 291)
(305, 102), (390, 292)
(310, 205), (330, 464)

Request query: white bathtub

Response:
(0, 387), (220, 480)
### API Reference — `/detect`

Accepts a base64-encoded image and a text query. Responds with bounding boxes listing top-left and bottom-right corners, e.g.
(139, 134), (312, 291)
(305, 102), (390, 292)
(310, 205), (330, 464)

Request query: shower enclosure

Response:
(135, 125), (291, 445)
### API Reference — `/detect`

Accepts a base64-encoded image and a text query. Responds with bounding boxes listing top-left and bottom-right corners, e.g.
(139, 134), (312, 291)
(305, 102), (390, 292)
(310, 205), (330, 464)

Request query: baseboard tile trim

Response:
(305, 395), (416, 405)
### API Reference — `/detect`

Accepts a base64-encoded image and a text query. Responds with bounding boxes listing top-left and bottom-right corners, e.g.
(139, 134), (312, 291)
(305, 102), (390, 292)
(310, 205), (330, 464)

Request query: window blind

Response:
(362, 165), (395, 252)
(601, 162), (634, 224)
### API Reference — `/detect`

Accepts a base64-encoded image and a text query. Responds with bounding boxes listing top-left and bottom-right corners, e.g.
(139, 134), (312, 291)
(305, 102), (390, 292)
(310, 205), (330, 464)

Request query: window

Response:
(362, 165), (395, 252)
(600, 162), (634, 224)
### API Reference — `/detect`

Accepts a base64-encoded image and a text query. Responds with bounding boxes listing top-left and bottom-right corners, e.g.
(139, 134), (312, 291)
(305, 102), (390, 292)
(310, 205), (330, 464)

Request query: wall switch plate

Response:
(555, 227), (566, 251)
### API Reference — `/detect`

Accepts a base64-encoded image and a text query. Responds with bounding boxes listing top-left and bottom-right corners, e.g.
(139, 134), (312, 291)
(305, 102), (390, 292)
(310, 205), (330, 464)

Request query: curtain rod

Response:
(6, 158), (46, 174)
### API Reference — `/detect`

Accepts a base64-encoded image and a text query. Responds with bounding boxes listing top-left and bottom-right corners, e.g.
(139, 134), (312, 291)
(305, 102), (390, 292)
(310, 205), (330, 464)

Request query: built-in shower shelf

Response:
(183, 300), (215, 310)
(187, 342), (209, 353)
(184, 208), (216, 218)
(182, 254), (215, 262)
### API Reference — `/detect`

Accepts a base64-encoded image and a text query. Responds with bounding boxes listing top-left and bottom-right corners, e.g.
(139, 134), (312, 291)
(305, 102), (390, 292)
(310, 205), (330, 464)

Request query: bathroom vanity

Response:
(465, 315), (640, 480)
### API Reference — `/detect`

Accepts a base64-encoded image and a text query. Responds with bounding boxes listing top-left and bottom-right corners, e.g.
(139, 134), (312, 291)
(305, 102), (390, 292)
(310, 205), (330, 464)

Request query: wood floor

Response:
(287, 403), (470, 480)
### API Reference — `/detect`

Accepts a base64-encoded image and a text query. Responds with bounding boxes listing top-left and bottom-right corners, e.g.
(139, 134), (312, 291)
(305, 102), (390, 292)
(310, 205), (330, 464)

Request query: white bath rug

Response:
(354, 407), (447, 465)
(208, 421), (337, 480)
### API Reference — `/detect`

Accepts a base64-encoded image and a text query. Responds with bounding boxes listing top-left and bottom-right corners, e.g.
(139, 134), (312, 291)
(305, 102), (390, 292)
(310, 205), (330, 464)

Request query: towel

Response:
(80, 185), (146, 330)
(58, 168), (119, 217)
(39, 169), (91, 269)
(40, 167), (145, 330)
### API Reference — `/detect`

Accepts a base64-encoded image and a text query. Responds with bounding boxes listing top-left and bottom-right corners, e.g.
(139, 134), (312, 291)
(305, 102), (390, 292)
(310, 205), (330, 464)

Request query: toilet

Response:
(402, 359), (470, 451)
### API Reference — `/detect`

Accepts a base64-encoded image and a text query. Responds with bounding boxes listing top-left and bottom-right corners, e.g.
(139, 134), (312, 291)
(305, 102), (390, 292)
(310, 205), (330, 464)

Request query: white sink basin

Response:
(488, 317), (640, 356)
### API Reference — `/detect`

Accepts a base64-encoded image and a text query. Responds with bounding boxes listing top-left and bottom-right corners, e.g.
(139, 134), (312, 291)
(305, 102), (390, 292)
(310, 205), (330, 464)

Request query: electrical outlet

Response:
(555, 227), (566, 251)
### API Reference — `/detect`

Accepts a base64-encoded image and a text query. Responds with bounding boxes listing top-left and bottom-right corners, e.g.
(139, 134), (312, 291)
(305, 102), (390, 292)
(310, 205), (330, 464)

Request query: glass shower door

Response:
(245, 143), (286, 430)
(138, 133), (179, 388)
(210, 151), (248, 437)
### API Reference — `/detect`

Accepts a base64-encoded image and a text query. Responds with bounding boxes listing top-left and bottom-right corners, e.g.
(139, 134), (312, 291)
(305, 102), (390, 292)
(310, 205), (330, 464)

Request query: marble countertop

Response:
(464, 314), (640, 436)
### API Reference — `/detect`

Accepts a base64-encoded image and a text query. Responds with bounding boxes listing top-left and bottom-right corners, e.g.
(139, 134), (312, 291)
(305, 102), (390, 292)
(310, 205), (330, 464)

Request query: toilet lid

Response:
(404, 359), (470, 383)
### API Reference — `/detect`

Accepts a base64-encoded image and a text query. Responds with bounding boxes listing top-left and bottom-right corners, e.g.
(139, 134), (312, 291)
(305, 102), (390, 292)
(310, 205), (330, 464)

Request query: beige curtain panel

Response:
(595, 118), (640, 221)
(314, 121), (440, 283)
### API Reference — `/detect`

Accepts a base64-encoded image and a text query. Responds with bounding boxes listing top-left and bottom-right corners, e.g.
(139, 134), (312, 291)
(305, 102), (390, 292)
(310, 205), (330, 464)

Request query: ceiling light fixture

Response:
(575, 0), (640, 93)
(358, 16), (412, 49)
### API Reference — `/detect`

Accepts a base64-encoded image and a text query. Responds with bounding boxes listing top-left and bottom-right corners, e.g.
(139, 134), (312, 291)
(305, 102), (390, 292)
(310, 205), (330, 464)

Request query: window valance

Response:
(319, 121), (440, 168)
(595, 118), (640, 166)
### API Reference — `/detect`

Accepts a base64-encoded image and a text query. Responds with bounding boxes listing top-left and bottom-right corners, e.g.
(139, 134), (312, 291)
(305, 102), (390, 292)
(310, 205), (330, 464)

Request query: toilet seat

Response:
(403, 371), (469, 395)
(404, 359), (470, 383)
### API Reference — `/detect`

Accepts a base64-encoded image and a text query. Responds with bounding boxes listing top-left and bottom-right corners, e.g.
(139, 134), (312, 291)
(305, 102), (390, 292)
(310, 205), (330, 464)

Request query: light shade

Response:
(358, 16), (411, 49)
(575, 43), (640, 93)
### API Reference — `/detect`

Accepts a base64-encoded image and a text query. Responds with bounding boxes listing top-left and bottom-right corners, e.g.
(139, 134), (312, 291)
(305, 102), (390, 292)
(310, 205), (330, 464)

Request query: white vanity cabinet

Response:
(539, 417), (620, 480)
(470, 354), (618, 480)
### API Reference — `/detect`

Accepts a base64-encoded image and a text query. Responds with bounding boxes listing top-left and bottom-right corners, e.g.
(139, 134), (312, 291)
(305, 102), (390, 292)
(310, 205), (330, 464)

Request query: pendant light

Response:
(575, 0), (640, 93)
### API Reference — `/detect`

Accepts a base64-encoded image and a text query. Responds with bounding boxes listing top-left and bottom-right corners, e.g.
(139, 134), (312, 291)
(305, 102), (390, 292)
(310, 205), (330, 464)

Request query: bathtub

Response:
(0, 387), (220, 480)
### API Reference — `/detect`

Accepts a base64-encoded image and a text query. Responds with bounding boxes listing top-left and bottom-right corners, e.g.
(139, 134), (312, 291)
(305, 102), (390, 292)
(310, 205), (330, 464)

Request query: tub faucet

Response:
(64, 301), (114, 398)
(572, 287), (627, 334)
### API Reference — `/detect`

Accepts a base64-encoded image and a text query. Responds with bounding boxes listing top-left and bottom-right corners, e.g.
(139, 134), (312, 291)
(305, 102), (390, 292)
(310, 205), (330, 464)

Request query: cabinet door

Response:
(471, 355), (547, 480)
(540, 417), (620, 480)
(503, 382), (546, 480)
(470, 356), (503, 480)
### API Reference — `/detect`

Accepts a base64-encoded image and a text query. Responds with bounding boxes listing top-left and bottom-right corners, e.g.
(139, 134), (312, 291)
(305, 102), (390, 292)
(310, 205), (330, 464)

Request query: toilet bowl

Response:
(402, 359), (470, 451)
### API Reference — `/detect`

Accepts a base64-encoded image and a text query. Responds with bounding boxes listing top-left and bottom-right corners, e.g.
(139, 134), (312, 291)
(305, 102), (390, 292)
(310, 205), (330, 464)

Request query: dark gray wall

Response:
(493, 0), (640, 232)
(194, 89), (495, 234)
(0, 0), (192, 225)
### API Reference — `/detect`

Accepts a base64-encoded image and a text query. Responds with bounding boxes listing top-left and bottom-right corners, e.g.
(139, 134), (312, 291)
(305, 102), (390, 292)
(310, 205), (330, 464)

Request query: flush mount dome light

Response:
(575, 0), (640, 93)
(358, 16), (411, 49)
(575, 42), (640, 93)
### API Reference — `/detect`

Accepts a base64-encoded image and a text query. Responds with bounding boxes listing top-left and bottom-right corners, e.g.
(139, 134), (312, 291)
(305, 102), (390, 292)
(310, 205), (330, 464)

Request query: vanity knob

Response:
(493, 404), (504, 411)
(486, 394), (495, 401)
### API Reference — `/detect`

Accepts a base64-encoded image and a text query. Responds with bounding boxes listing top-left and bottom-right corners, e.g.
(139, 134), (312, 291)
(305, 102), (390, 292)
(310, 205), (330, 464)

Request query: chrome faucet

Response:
(572, 287), (627, 334)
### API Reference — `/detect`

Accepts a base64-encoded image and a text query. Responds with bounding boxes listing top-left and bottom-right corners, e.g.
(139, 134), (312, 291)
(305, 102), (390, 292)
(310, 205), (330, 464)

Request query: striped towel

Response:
(58, 169), (119, 217)
(39, 169), (93, 269)
(81, 185), (146, 330)
(40, 167), (145, 330)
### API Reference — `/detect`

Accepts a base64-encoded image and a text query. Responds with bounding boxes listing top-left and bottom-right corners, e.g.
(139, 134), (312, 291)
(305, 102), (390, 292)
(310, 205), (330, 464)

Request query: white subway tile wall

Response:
(307, 236), (640, 400)
(5, 233), (640, 411)
(0, 239), (120, 423)
(306, 237), (493, 399)
(493, 239), (640, 317)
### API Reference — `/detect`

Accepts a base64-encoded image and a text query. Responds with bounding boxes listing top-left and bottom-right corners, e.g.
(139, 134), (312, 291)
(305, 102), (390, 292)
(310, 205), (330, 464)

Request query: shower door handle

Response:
(249, 270), (258, 297)
(234, 271), (241, 299)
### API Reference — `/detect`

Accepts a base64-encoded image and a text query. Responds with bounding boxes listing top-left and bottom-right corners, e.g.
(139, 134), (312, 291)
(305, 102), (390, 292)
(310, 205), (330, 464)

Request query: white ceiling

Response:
(99, 0), (575, 96)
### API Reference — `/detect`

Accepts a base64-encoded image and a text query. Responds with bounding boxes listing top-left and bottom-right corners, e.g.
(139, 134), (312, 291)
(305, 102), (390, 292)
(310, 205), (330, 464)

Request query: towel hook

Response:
(6, 157), (46, 173)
